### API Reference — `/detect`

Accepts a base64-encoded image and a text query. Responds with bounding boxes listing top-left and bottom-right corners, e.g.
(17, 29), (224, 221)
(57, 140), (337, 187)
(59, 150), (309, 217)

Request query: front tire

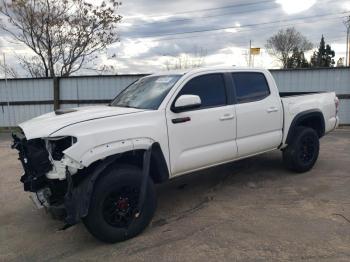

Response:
(83, 164), (156, 243)
(283, 127), (319, 173)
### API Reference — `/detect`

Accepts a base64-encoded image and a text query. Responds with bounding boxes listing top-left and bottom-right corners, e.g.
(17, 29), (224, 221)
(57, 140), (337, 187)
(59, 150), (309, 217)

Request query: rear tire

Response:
(83, 164), (156, 243)
(283, 127), (319, 173)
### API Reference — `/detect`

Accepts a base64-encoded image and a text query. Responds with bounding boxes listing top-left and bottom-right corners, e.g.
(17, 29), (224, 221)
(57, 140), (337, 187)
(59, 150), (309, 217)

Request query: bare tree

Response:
(18, 56), (47, 78)
(0, 60), (18, 78)
(81, 64), (118, 75)
(265, 27), (313, 69)
(0, 0), (122, 77)
(165, 47), (207, 70)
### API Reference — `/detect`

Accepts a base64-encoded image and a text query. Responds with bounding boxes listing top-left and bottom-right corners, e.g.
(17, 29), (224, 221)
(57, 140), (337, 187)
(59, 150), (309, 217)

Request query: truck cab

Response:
(164, 68), (284, 175)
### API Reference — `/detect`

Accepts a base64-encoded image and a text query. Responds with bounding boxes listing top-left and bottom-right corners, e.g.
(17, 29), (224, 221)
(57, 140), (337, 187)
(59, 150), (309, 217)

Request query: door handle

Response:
(220, 114), (234, 121)
(172, 117), (191, 124)
(267, 107), (279, 113)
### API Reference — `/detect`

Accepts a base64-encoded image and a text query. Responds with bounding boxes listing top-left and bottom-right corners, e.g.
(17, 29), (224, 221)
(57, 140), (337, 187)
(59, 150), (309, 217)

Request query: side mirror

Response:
(173, 95), (201, 112)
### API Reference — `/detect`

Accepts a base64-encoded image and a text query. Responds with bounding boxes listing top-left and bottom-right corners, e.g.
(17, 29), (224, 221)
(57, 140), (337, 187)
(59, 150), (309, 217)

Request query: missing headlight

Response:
(47, 136), (77, 161)
(12, 134), (53, 192)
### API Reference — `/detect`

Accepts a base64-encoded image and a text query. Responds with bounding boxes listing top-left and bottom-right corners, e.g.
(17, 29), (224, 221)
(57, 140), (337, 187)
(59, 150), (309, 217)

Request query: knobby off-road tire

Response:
(283, 127), (320, 173)
(83, 164), (156, 243)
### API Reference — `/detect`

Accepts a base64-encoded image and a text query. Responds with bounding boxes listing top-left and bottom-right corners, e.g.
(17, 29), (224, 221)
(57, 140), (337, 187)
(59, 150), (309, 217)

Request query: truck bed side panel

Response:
(281, 92), (338, 146)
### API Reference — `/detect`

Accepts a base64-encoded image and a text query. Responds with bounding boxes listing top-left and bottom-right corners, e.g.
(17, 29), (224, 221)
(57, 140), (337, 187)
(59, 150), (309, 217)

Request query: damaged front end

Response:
(12, 132), (84, 224)
(12, 133), (53, 192)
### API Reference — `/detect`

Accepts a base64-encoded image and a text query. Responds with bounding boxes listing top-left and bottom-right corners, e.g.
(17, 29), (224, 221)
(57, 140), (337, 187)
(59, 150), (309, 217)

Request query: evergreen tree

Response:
(286, 48), (310, 68)
(310, 35), (335, 67)
(336, 58), (344, 67)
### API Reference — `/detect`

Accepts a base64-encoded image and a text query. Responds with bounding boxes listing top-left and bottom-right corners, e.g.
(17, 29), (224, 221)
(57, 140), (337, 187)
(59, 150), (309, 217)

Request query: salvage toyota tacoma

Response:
(12, 67), (339, 243)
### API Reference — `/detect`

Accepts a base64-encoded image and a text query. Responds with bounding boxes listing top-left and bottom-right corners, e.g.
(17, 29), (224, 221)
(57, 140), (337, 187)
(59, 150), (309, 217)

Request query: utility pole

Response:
(249, 40), (252, 67)
(3, 53), (12, 129)
(345, 16), (350, 67)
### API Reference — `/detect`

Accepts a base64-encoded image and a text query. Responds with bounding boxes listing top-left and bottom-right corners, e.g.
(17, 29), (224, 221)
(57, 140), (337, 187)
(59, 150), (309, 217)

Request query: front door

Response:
(166, 73), (237, 176)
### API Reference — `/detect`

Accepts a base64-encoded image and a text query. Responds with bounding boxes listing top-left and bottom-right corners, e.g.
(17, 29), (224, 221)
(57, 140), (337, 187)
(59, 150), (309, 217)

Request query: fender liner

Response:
(149, 142), (169, 183)
(63, 142), (169, 225)
(64, 154), (120, 225)
(285, 109), (325, 145)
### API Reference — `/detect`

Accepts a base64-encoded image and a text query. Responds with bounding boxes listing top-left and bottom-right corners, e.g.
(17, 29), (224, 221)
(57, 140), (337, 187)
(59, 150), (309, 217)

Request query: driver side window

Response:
(177, 73), (227, 109)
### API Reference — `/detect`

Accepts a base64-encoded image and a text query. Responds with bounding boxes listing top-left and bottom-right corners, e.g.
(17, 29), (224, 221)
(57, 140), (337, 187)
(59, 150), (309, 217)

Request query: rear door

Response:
(231, 72), (283, 157)
(166, 73), (237, 176)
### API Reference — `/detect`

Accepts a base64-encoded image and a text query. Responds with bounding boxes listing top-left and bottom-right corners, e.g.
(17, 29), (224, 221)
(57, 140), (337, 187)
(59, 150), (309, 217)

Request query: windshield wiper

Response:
(113, 104), (141, 109)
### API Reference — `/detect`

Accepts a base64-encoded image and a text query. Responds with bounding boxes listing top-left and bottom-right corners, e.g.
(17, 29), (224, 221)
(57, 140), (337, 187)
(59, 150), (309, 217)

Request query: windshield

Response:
(110, 75), (182, 109)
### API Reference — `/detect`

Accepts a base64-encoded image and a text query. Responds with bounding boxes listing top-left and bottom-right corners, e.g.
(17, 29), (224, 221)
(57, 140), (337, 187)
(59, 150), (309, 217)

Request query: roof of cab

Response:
(149, 66), (268, 77)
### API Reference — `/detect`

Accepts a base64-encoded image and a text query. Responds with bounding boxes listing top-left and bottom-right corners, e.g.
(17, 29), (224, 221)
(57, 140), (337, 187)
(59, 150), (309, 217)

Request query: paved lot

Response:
(1, 129), (350, 261)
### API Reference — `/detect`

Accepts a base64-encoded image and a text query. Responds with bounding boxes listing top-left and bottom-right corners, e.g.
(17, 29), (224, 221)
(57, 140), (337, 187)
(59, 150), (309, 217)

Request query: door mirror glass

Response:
(173, 95), (201, 112)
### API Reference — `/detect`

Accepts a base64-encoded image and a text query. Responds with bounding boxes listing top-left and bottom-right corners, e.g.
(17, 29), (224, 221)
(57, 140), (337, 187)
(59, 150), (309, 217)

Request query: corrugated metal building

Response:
(0, 68), (349, 127)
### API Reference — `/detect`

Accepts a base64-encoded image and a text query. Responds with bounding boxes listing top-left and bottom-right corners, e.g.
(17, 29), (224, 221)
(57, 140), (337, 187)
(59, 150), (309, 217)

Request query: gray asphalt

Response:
(1, 129), (350, 261)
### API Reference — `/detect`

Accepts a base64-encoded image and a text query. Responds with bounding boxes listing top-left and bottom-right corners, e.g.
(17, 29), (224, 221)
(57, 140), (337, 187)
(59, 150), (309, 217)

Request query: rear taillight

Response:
(334, 97), (339, 115)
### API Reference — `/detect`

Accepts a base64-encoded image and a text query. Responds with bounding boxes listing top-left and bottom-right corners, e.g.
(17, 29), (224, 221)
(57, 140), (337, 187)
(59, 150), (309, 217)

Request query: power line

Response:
(134, 11), (349, 38)
(170, 0), (275, 15)
(125, 0), (333, 29)
(124, 0), (276, 20)
(156, 16), (346, 43)
(153, 35), (347, 57)
(126, 3), (280, 28)
(114, 33), (346, 61)
(144, 12), (349, 38)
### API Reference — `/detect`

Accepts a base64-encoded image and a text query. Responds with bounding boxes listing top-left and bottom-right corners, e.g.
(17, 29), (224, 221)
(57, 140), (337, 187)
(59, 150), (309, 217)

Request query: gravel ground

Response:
(0, 129), (350, 262)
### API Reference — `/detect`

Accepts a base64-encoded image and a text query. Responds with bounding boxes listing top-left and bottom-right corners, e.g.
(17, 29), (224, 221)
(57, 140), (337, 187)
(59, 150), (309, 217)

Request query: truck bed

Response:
(280, 91), (338, 146)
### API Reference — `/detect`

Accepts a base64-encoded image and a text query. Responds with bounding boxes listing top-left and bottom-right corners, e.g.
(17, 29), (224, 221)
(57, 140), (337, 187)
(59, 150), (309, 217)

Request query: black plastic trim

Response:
(223, 73), (235, 105)
(149, 143), (170, 183)
(285, 109), (325, 145)
(172, 117), (191, 124)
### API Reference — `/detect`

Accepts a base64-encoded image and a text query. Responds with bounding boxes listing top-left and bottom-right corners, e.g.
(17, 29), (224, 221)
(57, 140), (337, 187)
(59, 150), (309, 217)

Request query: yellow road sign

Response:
(250, 48), (260, 55)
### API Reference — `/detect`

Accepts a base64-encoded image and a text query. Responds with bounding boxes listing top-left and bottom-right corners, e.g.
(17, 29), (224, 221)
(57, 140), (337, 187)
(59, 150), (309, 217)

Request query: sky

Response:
(0, 0), (350, 76)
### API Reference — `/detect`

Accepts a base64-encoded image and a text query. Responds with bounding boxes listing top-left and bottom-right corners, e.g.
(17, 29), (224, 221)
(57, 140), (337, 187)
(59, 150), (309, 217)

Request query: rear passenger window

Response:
(232, 72), (270, 103)
(177, 73), (227, 109)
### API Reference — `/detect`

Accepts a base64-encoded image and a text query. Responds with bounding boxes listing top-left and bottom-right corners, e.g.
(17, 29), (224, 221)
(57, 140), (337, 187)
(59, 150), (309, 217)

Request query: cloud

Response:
(0, 0), (348, 76)
(343, 1), (350, 11)
(276, 0), (317, 14)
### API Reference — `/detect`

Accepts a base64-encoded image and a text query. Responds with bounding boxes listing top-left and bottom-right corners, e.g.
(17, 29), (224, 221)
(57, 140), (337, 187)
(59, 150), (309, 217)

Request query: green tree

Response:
(310, 35), (335, 68)
(286, 48), (310, 68)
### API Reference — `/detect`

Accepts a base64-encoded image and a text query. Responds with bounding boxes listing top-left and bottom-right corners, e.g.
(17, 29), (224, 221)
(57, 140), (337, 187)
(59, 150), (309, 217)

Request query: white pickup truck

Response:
(12, 67), (339, 243)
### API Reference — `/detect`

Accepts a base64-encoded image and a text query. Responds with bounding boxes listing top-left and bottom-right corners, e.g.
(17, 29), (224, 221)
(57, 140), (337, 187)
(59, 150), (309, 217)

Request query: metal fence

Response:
(0, 75), (143, 127)
(270, 68), (350, 125)
(1, 68), (349, 127)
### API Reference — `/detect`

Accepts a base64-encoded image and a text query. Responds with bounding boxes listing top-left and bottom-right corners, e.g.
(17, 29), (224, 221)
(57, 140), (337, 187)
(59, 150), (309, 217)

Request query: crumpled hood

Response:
(19, 105), (144, 139)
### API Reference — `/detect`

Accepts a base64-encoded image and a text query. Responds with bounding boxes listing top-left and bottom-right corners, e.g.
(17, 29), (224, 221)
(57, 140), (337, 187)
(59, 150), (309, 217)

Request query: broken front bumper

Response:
(29, 188), (51, 209)
(12, 133), (53, 192)
(12, 133), (99, 225)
